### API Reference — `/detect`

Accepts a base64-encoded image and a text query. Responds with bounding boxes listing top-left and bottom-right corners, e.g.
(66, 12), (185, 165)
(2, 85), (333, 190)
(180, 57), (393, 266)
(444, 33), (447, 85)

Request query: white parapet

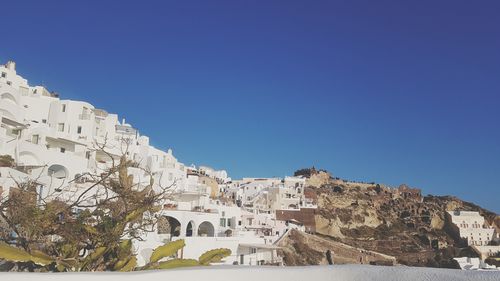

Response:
(0, 265), (500, 281)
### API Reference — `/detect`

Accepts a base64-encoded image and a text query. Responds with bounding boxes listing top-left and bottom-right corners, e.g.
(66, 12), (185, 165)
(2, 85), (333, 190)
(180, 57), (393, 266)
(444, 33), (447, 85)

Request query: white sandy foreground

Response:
(1, 265), (499, 281)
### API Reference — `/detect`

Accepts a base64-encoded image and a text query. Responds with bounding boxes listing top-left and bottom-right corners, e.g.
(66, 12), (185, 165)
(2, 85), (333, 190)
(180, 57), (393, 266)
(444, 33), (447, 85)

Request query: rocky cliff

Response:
(284, 168), (499, 268)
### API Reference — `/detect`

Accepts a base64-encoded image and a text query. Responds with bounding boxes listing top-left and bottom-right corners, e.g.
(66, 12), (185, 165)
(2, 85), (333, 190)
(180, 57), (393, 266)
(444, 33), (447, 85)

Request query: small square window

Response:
(77, 126), (82, 134)
(58, 123), (65, 132)
(1, 72), (6, 78)
(42, 119), (47, 124)
(6, 81), (12, 86)
(60, 148), (66, 153)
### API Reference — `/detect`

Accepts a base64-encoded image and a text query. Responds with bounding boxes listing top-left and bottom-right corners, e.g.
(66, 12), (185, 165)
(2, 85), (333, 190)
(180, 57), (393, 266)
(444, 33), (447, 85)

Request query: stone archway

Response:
(157, 216), (181, 237)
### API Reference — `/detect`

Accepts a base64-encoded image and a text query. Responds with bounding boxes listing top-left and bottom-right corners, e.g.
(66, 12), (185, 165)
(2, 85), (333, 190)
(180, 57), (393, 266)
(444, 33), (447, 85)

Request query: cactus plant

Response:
(0, 238), (230, 271)
(142, 240), (231, 270)
(118, 256), (137, 272)
(198, 248), (232, 265)
(156, 259), (199, 269)
(0, 242), (53, 266)
(149, 239), (185, 263)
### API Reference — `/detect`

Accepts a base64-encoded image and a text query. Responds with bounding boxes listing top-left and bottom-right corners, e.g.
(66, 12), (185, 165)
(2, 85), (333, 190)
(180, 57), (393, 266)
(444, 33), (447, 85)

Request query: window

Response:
(220, 218), (226, 227)
(238, 220), (242, 226)
(86, 151), (91, 159)
(32, 135), (39, 144)
(62, 104), (66, 112)
(1, 72), (6, 78)
(58, 123), (64, 132)
(60, 148), (66, 153)
(6, 81), (12, 86)
(250, 248), (257, 254)
(77, 126), (82, 134)
(42, 119), (47, 124)
(227, 219), (231, 227)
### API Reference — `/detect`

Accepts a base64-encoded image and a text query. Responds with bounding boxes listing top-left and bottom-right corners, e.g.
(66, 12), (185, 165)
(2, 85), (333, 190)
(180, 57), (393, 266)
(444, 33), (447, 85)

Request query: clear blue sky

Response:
(1, 1), (499, 212)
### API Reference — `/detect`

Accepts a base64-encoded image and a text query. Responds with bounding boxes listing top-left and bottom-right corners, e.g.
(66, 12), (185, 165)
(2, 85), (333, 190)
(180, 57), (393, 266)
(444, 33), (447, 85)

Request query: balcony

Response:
(115, 125), (137, 135)
(0, 102), (25, 123)
(79, 113), (91, 120)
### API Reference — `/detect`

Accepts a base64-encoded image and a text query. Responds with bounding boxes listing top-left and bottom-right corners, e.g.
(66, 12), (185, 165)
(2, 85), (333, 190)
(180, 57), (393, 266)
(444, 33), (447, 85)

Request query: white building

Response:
(0, 61), (296, 267)
(447, 211), (497, 247)
(454, 257), (498, 271)
(0, 61), (189, 194)
(447, 210), (500, 261)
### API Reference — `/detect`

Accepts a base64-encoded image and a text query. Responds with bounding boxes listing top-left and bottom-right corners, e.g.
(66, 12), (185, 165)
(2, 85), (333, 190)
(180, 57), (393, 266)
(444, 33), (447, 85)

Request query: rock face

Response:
(287, 168), (499, 268)
(430, 214), (445, 230)
(277, 229), (396, 266)
(306, 171), (331, 188)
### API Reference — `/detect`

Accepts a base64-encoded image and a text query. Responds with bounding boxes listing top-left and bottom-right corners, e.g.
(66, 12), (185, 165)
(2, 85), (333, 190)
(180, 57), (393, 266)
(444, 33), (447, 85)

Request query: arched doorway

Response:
(1, 92), (18, 105)
(157, 216), (181, 237)
(48, 164), (68, 179)
(198, 221), (215, 237)
(186, 221), (195, 237)
(19, 151), (40, 166)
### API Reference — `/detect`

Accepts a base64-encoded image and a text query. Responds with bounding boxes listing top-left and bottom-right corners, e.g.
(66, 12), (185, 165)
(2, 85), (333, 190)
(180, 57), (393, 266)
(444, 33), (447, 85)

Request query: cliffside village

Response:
(0, 61), (498, 269)
(0, 61), (317, 266)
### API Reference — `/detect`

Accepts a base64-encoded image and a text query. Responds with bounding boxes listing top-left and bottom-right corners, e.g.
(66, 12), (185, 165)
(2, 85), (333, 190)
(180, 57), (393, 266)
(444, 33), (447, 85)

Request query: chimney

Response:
(6, 61), (16, 71)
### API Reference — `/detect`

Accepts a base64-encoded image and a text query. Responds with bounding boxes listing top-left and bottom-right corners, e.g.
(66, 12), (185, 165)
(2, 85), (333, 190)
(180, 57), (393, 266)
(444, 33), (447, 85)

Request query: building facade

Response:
(0, 61), (319, 267)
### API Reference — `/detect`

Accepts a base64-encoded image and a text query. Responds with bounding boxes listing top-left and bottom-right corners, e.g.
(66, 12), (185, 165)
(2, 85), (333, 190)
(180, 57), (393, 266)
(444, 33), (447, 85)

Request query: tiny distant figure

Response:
(326, 250), (334, 265)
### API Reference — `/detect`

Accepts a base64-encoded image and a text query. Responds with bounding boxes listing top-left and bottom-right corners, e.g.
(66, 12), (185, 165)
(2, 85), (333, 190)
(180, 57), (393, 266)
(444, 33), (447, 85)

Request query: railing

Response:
(93, 109), (108, 118)
(116, 125), (137, 135)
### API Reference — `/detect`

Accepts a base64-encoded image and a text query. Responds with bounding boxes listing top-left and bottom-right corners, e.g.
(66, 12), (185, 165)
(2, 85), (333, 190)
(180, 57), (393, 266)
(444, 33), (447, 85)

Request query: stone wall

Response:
(276, 208), (317, 233)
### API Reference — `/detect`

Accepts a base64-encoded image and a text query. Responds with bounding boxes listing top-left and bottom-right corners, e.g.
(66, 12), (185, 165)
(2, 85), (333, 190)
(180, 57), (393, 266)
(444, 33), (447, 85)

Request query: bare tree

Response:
(0, 139), (178, 271)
